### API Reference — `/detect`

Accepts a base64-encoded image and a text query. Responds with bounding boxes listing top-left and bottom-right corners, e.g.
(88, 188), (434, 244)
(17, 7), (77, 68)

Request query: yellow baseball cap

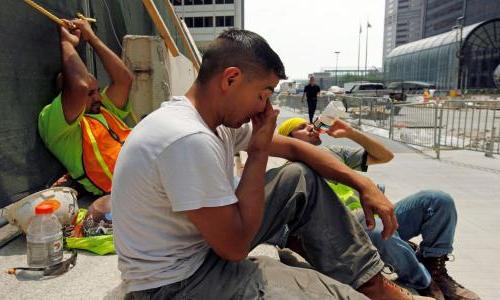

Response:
(277, 117), (307, 136)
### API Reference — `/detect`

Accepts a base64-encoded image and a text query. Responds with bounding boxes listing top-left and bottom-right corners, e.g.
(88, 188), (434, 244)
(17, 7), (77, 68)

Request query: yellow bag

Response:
(64, 208), (115, 255)
(65, 235), (115, 255)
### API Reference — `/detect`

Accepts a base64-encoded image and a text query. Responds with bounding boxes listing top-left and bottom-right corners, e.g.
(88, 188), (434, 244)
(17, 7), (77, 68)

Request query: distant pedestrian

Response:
(302, 76), (321, 123)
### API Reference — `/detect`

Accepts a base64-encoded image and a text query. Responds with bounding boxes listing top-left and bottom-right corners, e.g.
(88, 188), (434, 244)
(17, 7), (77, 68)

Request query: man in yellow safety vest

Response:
(38, 19), (133, 196)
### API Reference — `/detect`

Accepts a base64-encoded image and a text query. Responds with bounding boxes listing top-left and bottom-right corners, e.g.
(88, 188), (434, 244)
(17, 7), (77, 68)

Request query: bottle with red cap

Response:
(26, 203), (63, 267)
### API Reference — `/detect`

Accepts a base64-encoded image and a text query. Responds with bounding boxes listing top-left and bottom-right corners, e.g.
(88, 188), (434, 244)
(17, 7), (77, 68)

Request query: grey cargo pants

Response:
(126, 162), (383, 299)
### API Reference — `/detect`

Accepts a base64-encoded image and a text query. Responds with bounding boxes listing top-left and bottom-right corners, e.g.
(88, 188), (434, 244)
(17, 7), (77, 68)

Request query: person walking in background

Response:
(302, 76), (321, 123)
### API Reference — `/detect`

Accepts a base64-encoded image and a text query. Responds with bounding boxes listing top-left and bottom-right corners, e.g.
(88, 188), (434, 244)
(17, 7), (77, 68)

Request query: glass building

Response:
(423, 0), (500, 38)
(384, 18), (500, 90)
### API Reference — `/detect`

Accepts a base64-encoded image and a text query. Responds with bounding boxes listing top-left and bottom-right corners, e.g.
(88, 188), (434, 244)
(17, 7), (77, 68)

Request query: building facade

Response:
(170, 0), (244, 50)
(383, 0), (398, 60)
(310, 68), (382, 90)
(423, 0), (500, 38)
(384, 19), (500, 90)
(383, 0), (424, 60)
(384, 0), (500, 89)
(384, 0), (500, 56)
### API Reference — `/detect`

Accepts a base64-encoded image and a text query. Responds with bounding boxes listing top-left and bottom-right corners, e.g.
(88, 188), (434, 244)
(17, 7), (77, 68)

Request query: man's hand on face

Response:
(326, 119), (354, 139)
(358, 182), (398, 240)
(60, 20), (81, 47)
(247, 99), (279, 155)
(71, 19), (97, 42)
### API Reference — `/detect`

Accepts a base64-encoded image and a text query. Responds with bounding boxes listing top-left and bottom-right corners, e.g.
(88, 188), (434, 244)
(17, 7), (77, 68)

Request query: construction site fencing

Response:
(437, 100), (500, 157)
(273, 94), (394, 131)
(273, 94), (500, 158)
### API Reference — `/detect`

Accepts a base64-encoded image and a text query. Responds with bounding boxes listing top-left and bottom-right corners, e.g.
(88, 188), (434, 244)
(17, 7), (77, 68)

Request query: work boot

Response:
(417, 279), (445, 300)
(420, 255), (481, 300)
(358, 273), (434, 300)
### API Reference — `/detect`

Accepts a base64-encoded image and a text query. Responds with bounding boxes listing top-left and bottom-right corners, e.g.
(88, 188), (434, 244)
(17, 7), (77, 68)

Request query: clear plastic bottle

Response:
(313, 101), (348, 133)
(26, 203), (63, 267)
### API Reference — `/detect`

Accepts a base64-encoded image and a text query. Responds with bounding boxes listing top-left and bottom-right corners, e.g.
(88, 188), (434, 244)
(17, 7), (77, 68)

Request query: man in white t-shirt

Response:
(112, 29), (426, 300)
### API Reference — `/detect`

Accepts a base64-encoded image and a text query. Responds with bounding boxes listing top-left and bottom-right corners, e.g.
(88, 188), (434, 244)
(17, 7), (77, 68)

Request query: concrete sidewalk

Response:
(367, 150), (500, 300)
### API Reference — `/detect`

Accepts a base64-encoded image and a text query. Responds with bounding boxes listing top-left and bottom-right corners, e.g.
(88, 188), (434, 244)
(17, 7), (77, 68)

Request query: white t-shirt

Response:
(111, 96), (252, 292)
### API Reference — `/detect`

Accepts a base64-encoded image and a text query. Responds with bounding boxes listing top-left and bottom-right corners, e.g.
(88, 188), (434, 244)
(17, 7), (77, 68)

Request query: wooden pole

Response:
(23, 0), (72, 29)
(142, 0), (180, 57)
(162, 0), (200, 71)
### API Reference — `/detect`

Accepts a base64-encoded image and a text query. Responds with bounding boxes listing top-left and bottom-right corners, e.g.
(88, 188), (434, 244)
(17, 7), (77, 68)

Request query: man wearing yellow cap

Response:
(277, 117), (480, 300)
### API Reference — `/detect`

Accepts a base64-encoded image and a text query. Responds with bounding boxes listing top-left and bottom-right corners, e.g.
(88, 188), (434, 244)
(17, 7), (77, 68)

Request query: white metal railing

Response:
(273, 94), (500, 158)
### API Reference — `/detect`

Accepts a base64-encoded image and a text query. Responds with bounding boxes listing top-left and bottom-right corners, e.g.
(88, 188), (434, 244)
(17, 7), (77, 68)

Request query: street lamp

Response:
(334, 51), (340, 86)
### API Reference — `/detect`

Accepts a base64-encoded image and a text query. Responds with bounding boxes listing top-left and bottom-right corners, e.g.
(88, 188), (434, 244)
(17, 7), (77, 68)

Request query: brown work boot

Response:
(417, 279), (445, 300)
(420, 255), (481, 300)
(358, 273), (434, 300)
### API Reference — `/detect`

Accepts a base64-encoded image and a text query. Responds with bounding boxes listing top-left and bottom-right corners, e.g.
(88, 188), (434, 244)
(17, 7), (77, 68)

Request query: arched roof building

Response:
(384, 19), (500, 90)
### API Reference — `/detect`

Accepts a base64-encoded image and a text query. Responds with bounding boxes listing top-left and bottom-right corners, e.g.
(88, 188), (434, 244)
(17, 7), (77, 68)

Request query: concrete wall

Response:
(123, 36), (197, 121)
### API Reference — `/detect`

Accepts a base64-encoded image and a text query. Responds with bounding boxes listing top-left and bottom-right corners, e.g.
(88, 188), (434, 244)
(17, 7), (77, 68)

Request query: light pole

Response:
(334, 51), (340, 86)
(365, 21), (372, 80)
(453, 16), (464, 92)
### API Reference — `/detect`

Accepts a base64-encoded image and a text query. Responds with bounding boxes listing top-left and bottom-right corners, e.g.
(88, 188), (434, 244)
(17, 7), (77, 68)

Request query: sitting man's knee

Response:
(423, 190), (456, 210)
(281, 162), (317, 181)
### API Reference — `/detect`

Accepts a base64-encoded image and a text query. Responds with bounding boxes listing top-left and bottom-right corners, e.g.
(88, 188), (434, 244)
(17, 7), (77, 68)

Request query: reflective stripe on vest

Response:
(80, 108), (130, 193)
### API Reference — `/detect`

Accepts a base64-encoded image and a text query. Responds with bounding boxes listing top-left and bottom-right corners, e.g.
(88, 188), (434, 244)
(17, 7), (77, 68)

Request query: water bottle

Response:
(26, 203), (63, 267)
(313, 101), (348, 132)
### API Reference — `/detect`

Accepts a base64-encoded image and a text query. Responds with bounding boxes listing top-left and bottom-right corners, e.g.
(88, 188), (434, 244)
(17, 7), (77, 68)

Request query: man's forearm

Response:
(234, 151), (268, 250)
(348, 129), (394, 164)
(271, 136), (373, 192)
(296, 142), (372, 191)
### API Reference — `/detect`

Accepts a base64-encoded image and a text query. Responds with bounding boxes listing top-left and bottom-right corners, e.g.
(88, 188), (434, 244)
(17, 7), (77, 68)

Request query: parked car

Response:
(345, 82), (386, 96)
(341, 82), (407, 115)
(387, 81), (436, 101)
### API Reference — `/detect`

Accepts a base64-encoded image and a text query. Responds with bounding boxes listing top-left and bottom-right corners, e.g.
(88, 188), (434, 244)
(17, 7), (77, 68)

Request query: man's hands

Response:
(326, 118), (355, 138)
(247, 100), (279, 156)
(71, 19), (98, 43)
(358, 181), (398, 240)
(59, 21), (80, 47)
(59, 18), (97, 46)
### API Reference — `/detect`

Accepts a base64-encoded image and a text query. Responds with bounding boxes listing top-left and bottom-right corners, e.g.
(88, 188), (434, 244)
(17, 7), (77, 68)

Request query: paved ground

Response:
(1, 108), (499, 299)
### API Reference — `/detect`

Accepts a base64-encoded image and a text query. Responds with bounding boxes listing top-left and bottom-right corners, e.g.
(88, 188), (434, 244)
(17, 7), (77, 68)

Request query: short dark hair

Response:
(196, 29), (287, 85)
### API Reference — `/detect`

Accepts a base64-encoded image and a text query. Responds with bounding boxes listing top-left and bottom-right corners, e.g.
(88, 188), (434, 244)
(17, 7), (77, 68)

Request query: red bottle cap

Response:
(35, 203), (55, 215)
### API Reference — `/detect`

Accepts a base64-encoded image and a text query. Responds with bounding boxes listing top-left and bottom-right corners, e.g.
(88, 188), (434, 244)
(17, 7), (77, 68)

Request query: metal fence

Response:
(273, 94), (500, 158)
(389, 103), (441, 155)
(438, 101), (500, 156)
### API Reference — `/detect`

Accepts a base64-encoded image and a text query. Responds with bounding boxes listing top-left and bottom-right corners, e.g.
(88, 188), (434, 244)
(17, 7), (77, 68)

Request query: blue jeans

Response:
(355, 190), (457, 289)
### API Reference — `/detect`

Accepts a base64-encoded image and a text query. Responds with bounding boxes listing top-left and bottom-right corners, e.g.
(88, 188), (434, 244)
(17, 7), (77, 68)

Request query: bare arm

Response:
(73, 19), (133, 109)
(186, 100), (279, 261)
(59, 24), (90, 124)
(349, 130), (394, 165)
(270, 135), (398, 239)
(186, 151), (268, 261)
(326, 119), (394, 165)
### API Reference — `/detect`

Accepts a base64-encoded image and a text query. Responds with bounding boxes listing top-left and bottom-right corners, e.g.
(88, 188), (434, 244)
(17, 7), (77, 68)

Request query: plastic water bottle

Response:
(26, 203), (63, 267)
(313, 101), (348, 132)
